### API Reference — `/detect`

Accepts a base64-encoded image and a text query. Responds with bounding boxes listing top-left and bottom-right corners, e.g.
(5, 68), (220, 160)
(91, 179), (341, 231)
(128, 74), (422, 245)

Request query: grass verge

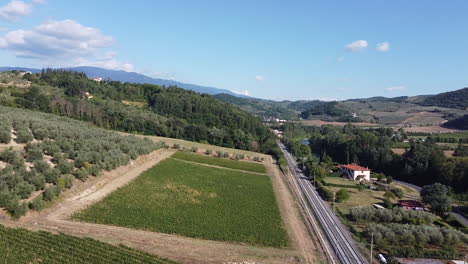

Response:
(172, 151), (266, 174)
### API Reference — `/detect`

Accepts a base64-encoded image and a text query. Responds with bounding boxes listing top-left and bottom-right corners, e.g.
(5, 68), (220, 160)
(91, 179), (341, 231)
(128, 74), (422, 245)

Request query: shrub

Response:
(33, 159), (50, 173)
(173, 143), (181, 150)
(190, 147), (198, 153)
(390, 188), (404, 199)
(10, 202), (29, 218)
(44, 168), (61, 184)
(205, 149), (212, 155)
(57, 174), (74, 190)
(43, 186), (60, 201)
(336, 189), (350, 202)
(29, 194), (45, 211)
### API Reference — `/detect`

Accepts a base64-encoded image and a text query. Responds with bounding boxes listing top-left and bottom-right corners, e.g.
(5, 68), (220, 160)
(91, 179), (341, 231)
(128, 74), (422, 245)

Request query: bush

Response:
(9, 202), (28, 218)
(44, 168), (61, 184)
(43, 186), (60, 201)
(390, 188), (404, 199)
(205, 149), (212, 155)
(190, 147), (198, 153)
(57, 174), (74, 190)
(336, 189), (350, 202)
(29, 194), (45, 211)
(173, 143), (181, 150)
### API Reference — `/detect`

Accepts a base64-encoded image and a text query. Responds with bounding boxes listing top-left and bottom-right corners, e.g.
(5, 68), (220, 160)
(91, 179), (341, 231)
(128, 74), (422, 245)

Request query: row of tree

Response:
(0, 106), (160, 217)
(349, 207), (436, 225)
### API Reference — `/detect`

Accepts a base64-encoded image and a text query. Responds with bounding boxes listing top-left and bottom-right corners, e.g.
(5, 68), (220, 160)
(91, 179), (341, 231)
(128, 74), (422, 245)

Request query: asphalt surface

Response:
(278, 142), (367, 264)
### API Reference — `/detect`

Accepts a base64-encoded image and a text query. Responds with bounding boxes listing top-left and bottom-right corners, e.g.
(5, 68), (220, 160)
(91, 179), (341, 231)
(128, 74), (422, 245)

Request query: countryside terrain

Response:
(0, 68), (466, 264)
(0, 71), (325, 263)
(215, 88), (468, 133)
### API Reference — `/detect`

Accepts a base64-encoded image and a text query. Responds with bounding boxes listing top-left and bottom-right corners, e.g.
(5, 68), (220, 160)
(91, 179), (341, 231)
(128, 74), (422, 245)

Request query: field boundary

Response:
(1, 148), (318, 264)
(171, 157), (267, 175)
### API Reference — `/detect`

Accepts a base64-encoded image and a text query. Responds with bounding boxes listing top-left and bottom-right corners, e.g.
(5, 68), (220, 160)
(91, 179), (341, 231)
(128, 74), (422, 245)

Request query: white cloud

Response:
(337, 56), (345, 62)
(32, 0), (47, 4)
(0, 19), (113, 59)
(0, 27), (8, 31)
(147, 71), (176, 80)
(384, 86), (405, 92)
(232, 90), (249, 96)
(345, 40), (368, 52)
(307, 96), (341, 101)
(376, 41), (390, 52)
(255, 75), (264, 81)
(74, 53), (134, 72)
(0, 0), (32, 21)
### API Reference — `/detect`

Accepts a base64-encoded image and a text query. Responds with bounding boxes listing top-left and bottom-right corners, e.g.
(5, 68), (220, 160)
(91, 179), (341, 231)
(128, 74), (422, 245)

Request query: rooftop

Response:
(338, 164), (370, 171)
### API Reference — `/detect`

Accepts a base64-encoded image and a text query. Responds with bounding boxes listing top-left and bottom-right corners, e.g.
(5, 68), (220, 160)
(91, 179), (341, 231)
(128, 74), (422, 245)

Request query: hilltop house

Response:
(398, 200), (424, 211)
(337, 164), (371, 181)
(91, 77), (103, 82)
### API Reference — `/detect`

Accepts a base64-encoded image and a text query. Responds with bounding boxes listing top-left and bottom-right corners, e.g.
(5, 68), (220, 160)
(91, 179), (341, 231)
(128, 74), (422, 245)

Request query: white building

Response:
(91, 77), (103, 82)
(338, 164), (371, 181)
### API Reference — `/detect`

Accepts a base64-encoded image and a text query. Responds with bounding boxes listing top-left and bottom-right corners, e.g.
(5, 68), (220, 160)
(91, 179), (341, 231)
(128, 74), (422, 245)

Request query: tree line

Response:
(282, 123), (467, 195)
(16, 69), (277, 153)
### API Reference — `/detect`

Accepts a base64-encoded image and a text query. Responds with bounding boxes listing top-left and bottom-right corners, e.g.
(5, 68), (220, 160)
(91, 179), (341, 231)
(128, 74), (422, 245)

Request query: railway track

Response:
(278, 142), (367, 264)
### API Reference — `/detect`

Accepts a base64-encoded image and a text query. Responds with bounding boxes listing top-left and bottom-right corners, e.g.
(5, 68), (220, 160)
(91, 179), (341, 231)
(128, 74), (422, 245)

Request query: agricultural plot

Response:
(0, 225), (174, 264)
(172, 151), (266, 173)
(73, 158), (288, 247)
(0, 106), (161, 218)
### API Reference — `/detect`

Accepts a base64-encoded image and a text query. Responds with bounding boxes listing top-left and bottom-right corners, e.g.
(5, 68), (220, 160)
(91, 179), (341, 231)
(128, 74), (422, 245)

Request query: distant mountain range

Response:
(0, 66), (249, 98)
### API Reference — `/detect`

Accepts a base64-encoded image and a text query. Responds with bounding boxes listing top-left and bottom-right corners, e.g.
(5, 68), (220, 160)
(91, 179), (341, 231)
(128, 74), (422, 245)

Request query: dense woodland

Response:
(444, 114), (468, 130)
(0, 106), (160, 217)
(421, 87), (468, 109)
(281, 123), (468, 195)
(1, 70), (279, 154)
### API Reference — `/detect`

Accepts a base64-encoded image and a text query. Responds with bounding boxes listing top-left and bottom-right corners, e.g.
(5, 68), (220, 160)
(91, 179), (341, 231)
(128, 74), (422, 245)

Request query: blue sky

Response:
(1, 0), (467, 100)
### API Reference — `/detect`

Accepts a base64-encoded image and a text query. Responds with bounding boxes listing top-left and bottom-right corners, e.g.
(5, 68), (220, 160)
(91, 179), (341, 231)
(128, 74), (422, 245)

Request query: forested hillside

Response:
(0, 70), (277, 153)
(0, 106), (160, 218)
(421, 87), (468, 109)
(213, 93), (297, 119)
(444, 114), (468, 130)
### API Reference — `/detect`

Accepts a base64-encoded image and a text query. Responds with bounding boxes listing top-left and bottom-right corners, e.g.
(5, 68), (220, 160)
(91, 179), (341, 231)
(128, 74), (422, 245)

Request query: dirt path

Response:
(264, 158), (325, 264)
(1, 149), (320, 264)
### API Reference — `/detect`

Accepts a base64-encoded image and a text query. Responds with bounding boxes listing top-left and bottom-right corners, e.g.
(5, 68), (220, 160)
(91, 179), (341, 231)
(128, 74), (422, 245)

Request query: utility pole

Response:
(370, 232), (374, 264)
(313, 171), (316, 188)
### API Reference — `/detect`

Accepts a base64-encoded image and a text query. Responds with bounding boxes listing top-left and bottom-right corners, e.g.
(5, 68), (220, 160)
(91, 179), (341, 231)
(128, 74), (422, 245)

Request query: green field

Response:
(0, 225), (174, 264)
(73, 158), (287, 247)
(323, 176), (358, 187)
(172, 151), (266, 174)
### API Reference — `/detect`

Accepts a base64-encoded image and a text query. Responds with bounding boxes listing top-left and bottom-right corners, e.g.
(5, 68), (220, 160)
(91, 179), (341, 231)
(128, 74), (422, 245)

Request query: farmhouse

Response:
(398, 200), (424, 211)
(337, 164), (371, 181)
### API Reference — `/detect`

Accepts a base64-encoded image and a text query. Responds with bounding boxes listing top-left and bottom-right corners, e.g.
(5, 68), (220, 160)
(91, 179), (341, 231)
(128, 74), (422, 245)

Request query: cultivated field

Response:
(172, 151), (266, 174)
(0, 224), (174, 264)
(73, 158), (288, 247)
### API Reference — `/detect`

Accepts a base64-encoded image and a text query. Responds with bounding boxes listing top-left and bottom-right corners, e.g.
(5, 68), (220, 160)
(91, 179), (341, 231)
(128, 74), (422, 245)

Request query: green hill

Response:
(420, 87), (468, 109)
(2, 70), (275, 152)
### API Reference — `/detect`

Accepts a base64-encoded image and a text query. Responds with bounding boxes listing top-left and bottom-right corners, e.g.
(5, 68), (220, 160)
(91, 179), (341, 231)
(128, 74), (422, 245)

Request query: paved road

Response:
(278, 141), (366, 264)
